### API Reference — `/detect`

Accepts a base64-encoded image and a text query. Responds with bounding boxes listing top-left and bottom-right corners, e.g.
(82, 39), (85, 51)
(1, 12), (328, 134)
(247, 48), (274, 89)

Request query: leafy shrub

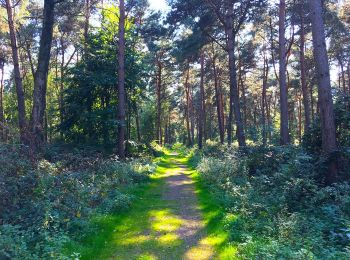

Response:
(196, 146), (350, 259)
(0, 144), (153, 259)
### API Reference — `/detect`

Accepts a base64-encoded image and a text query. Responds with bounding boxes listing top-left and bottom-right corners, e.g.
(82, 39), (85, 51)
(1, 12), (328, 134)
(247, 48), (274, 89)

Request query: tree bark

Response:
(5, 0), (27, 144)
(31, 0), (55, 150)
(279, 0), (290, 145)
(117, 0), (126, 159)
(309, 0), (338, 183)
(299, 5), (311, 130)
(156, 59), (162, 145)
(262, 55), (269, 146)
(212, 55), (225, 144)
(226, 4), (245, 147)
(185, 68), (192, 146)
(135, 107), (141, 142)
(198, 53), (205, 149)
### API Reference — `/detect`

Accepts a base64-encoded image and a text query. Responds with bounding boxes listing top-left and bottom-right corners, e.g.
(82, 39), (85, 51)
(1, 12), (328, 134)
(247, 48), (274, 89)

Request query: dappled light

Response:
(1, 0), (349, 258)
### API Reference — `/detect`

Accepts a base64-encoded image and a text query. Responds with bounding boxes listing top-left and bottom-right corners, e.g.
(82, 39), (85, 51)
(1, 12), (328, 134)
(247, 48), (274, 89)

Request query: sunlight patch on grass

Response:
(137, 252), (159, 260)
(150, 209), (183, 232)
(158, 233), (180, 245)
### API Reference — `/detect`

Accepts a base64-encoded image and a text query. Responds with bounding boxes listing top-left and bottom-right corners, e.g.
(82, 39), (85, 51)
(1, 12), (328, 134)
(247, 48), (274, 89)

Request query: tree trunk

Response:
(185, 68), (192, 146)
(226, 5), (245, 146)
(117, 0), (126, 159)
(279, 0), (289, 145)
(31, 0), (55, 151)
(198, 53), (205, 149)
(212, 55), (225, 144)
(5, 0), (27, 144)
(339, 59), (346, 93)
(135, 107), (141, 142)
(300, 5), (311, 130)
(156, 59), (162, 145)
(262, 55), (269, 146)
(190, 83), (195, 144)
(309, 0), (338, 183)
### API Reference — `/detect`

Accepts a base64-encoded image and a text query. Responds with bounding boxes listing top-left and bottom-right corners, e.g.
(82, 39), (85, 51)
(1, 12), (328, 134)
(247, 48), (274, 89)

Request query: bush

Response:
(196, 146), (350, 259)
(0, 144), (153, 259)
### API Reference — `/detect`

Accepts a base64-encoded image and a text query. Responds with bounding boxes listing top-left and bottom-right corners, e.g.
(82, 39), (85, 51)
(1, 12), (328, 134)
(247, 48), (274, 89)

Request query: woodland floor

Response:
(68, 152), (236, 259)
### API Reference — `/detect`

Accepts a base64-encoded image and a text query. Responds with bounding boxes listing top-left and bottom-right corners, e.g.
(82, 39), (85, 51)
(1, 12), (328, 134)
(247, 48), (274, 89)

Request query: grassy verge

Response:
(65, 153), (186, 259)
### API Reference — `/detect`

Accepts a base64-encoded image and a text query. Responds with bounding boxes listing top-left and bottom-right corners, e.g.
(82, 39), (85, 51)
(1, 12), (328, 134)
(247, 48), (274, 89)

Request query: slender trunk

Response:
(59, 37), (65, 136)
(5, 0), (27, 143)
(117, 0), (126, 159)
(262, 55), (269, 145)
(267, 95), (272, 140)
(300, 5), (311, 130)
(298, 93), (302, 142)
(190, 84), (195, 143)
(31, 0), (55, 150)
(185, 68), (192, 146)
(156, 60), (162, 145)
(339, 59), (346, 93)
(226, 5), (245, 146)
(212, 55), (225, 144)
(198, 53), (205, 149)
(279, 0), (289, 145)
(309, 0), (338, 183)
(135, 107), (141, 142)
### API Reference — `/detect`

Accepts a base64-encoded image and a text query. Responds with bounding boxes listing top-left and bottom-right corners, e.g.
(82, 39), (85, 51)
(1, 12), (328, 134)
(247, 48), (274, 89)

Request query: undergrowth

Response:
(0, 144), (155, 259)
(190, 141), (350, 259)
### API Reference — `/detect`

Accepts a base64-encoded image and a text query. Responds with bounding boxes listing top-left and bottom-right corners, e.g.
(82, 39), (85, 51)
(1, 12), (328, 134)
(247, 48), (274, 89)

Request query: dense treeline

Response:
(0, 0), (350, 258)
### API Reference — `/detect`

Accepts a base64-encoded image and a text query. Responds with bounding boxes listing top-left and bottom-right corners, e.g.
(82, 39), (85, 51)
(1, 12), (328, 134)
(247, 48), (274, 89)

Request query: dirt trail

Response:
(161, 158), (214, 260)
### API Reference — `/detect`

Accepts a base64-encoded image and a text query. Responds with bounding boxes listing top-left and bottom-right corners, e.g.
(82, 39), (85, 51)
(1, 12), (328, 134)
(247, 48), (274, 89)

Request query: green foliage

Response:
(0, 144), (153, 259)
(61, 7), (150, 146)
(303, 92), (350, 154)
(193, 144), (350, 259)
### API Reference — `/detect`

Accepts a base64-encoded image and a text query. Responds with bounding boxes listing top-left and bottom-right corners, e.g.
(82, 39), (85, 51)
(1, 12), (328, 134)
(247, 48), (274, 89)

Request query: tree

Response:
(309, 0), (338, 183)
(31, 0), (56, 150)
(299, 0), (311, 130)
(279, 0), (289, 145)
(3, 0), (27, 143)
(117, 0), (126, 159)
(198, 52), (205, 149)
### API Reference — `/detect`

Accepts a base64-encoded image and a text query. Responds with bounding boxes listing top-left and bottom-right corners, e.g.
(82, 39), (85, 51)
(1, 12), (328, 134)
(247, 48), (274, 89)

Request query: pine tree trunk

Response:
(156, 60), (162, 145)
(135, 107), (141, 142)
(212, 56), (225, 144)
(185, 68), (192, 146)
(5, 0), (27, 144)
(309, 0), (338, 183)
(262, 56), (269, 146)
(198, 53), (205, 149)
(117, 0), (126, 159)
(279, 0), (289, 145)
(300, 5), (311, 130)
(31, 0), (55, 151)
(226, 5), (245, 146)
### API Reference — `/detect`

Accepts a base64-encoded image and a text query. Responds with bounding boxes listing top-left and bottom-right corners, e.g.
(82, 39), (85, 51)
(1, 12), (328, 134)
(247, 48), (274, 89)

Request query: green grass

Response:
(65, 151), (236, 259)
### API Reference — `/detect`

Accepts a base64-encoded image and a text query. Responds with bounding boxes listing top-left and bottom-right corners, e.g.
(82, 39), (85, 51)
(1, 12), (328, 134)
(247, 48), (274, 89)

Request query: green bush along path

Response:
(69, 151), (235, 259)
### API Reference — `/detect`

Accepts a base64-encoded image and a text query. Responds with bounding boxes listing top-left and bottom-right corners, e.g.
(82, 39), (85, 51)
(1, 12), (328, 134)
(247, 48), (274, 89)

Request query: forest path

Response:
(76, 152), (219, 260)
